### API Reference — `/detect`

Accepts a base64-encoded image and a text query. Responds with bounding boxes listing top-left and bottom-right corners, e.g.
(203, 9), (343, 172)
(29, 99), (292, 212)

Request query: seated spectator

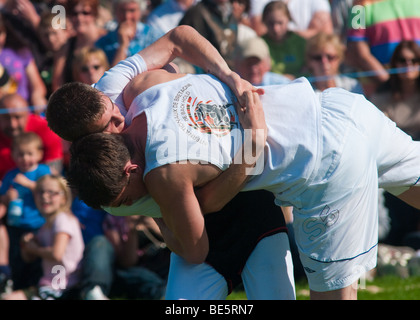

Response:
(0, 14), (47, 113)
(0, 132), (51, 291)
(96, 0), (164, 67)
(0, 0), (50, 74)
(304, 32), (364, 94)
(37, 11), (70, 98)
(234, 36), (291, 86)
(261, 1), (306, 78)
(1, 175), (84, 300)
(71, 196), (111, 300)
(72, 47), (109, 85)
(52, 0), (106, 91)
(346, 0), (420, 93)
(103, 215), (168, 299)
(0, 93), (63, 179)
(369, 40), (420, 140)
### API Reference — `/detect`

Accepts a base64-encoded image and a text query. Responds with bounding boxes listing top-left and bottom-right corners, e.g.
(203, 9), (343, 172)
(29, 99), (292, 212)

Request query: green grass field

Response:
(227, 275), (420, 300)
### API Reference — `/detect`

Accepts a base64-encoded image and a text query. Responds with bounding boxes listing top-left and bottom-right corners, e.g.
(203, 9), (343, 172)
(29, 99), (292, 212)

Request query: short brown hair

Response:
(46, 82), (106, 142)
(262, 1), (292, 23)
(305, 32), (345, 62)
(67, 132), (131, 209)
(12, 132), (44, 153)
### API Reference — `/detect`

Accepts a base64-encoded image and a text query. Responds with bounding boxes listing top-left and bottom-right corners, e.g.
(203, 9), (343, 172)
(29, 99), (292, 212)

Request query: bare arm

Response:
(296, 11), (333, 39)
(105, 217), (139, 268)
(144, 163), (217, 264)
(111, 21), (136, 67)
(139, 25), (263, 105)
(195, 91), (267, 213)
(21, 232), (70, 263)
(26, 60), (47, 112)
(346, 41), (390, 83)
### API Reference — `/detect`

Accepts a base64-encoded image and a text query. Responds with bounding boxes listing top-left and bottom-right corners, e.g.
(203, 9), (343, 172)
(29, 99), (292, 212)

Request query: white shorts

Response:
(290, 89), (420, 291)
(165, 233), (296, 300)
(299, 244), (377, 292)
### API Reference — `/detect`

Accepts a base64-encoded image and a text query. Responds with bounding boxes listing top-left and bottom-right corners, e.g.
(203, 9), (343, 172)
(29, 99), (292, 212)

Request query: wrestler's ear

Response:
(124, 163), (139, 176)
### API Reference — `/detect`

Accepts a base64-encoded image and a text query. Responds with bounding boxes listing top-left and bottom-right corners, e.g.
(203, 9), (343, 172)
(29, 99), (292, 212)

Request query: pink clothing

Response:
(0, 47), (32, 101)
(36, 212), (85, 289)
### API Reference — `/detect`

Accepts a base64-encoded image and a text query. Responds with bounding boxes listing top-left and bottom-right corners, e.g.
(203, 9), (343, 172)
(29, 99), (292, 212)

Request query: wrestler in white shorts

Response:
(289, 89), (420, 292)
(165, 233), (295, 300)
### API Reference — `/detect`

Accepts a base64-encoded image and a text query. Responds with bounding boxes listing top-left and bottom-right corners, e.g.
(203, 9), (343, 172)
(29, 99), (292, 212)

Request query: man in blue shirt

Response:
(96, 0), (164, 66)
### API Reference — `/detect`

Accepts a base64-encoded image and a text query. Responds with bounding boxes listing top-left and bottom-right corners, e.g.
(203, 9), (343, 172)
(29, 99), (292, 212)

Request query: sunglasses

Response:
(396, 57), (420, 65)
(72, 10), (92, 16)
(81, 65), (101, 72)
(310, 54), (339, 62)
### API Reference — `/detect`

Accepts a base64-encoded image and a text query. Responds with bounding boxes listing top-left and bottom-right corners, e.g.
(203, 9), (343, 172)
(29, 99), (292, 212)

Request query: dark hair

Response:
(262, 1), (292, 23)
(67, 133), (131, 209)
(46, 82), (106, 141)
(388, 40), (420, 98)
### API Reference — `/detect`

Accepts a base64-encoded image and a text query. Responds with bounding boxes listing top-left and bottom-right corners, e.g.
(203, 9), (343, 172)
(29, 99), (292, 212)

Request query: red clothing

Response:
(0, 114), (63, 179)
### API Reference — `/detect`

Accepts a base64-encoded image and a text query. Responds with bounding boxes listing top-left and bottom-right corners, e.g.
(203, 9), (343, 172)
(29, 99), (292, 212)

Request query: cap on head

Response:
(236, 37), (270, 61)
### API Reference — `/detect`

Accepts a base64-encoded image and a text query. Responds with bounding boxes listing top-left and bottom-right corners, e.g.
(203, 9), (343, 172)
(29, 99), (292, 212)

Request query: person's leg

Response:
(310, 283), (357, 300)
(241, 233), (296, 300)
(8, 226), (42, 289)
(79, 235), (115, 299)
(299, 244), (377, 300)
(112, 266), (166, 299)
(165, 252), (228, 300)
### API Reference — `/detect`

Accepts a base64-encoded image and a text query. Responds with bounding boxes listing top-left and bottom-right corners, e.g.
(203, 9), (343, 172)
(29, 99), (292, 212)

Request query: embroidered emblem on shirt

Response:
(172, 83), (238, 143)
(186, 96), (235, 136)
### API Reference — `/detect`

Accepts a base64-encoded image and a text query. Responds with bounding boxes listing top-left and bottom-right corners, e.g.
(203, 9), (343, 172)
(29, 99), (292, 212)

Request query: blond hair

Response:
(36, 175), (73, 213)
(72, 47), (109, 81)
(305, 32), (345, 62)
(11, 132), (44, 154)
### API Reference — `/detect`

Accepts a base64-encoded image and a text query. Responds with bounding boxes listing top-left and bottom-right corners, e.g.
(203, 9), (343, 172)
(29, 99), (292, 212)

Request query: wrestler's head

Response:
(67, 132), (145, 209)
(46, 82), (124, 142)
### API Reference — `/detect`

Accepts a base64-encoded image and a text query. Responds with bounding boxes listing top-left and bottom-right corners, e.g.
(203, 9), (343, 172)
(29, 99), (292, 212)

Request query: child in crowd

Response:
(72, 47), (109, 85)
(261, 1), (306, 78)
(37, 11), (70, 99)
(1, 175), (84, 300)
(0, 132), (51, 291)
(0, 14), (47, 113)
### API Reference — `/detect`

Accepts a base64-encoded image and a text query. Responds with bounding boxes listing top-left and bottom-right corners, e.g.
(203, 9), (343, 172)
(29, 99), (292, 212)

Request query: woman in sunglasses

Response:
(370, 40), (420, 141)
(304, 31), (364, 95)
(52, 0), (106, 91)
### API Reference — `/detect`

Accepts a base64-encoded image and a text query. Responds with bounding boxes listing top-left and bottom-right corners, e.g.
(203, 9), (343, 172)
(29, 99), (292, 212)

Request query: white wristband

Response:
(134, 54), (148, 73)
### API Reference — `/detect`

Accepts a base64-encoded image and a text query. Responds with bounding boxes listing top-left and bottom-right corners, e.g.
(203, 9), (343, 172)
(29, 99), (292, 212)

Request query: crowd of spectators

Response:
(0, 0), (419, 299)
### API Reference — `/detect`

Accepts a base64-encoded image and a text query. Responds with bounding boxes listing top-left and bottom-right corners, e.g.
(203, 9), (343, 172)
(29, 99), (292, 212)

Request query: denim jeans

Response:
(79, 235), (115, 296)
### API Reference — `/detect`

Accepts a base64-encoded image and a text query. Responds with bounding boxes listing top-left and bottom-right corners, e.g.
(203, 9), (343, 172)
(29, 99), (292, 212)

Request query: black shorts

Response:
(204, 190), (287, 292)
